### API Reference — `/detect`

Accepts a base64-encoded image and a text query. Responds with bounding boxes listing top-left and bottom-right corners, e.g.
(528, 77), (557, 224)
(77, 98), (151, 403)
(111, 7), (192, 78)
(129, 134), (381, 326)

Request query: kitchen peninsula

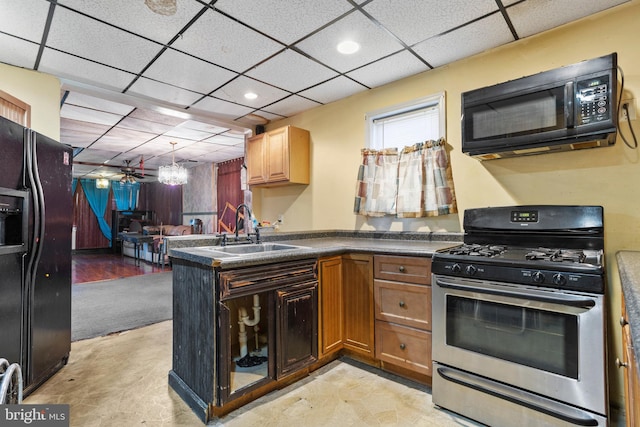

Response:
(166, 231), (461, 423)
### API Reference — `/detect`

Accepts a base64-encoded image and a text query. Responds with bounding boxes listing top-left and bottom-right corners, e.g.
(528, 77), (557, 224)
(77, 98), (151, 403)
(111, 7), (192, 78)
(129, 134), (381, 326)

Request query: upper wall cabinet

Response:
(247, 125), (310, 187)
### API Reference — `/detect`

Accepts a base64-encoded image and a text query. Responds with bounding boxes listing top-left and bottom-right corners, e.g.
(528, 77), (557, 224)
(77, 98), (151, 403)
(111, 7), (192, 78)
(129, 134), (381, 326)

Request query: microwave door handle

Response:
(565, 81), (575, 128)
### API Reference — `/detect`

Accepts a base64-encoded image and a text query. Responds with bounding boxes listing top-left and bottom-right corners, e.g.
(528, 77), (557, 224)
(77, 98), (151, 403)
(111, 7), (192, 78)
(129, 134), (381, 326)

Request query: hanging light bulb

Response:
(158, 141), (188, 185)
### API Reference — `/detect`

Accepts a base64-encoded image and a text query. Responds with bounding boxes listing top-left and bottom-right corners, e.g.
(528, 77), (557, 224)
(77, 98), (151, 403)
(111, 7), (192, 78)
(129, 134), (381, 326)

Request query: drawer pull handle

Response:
(400, 343), (406, 350)
(616, 358), (628, 369)
(399, 266), (405, 272)
(620, 316), (629, 327)
(399, 301), (405, 308)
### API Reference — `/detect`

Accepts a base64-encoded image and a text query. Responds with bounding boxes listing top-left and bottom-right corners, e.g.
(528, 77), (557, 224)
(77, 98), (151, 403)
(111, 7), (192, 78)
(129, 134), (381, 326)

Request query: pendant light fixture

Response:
(158, 141), (188, 186)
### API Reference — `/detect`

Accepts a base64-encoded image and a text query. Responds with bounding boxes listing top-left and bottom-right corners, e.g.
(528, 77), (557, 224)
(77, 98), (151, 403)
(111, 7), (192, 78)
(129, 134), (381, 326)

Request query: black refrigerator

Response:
(0, 115), (72, 395)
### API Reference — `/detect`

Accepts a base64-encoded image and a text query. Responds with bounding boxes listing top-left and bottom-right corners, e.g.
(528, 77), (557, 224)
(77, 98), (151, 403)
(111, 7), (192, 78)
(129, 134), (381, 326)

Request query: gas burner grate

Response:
(525, 248), (586, 263)
(449, 244), (506, 257)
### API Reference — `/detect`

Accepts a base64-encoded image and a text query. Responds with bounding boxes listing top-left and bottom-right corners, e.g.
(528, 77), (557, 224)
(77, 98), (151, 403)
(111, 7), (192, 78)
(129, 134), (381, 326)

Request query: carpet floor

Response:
(71, 272), (172, 341)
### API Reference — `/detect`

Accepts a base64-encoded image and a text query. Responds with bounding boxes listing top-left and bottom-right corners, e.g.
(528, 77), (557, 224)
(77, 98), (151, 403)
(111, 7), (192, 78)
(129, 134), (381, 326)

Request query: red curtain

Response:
(217, 158), (244, 233)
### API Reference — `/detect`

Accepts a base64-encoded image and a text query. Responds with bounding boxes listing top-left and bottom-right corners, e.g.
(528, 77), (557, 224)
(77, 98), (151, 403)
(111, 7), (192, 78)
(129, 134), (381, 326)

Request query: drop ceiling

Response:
(0, 0), (629, 181)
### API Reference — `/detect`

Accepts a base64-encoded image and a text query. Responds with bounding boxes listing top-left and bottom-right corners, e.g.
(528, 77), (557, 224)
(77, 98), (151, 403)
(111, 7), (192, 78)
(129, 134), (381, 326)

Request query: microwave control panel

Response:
(576, 75), (611, 125)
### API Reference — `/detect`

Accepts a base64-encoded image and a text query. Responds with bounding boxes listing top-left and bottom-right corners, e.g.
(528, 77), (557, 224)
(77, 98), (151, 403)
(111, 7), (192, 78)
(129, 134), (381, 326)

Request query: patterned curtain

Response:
(354, 139), (457, 217)
(354, 148), (398, 216)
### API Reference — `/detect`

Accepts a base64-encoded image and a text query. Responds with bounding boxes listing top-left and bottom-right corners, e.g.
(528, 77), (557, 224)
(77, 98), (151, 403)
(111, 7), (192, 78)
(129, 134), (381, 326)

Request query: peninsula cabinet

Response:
(621, 294), (640, 427)
(342, 254), (374, 357)
(374, 255), (432, 378)
(246, 125), (310, 186)
(318, 256), (344, 358)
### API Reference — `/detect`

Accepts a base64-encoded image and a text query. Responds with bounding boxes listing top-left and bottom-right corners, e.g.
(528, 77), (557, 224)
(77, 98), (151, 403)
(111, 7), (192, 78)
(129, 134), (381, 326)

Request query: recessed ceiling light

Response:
(244, 92), (258, 100)
(337, 40), (360, 55)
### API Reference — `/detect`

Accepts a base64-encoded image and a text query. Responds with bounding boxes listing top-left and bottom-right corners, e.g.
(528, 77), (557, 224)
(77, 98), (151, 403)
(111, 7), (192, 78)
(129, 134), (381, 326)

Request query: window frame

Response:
(365, 91), (446, 150)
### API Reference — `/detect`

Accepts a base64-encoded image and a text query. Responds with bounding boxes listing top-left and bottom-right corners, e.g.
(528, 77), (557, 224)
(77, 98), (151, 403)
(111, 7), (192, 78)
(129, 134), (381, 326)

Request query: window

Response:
(366, 92), (445, 150)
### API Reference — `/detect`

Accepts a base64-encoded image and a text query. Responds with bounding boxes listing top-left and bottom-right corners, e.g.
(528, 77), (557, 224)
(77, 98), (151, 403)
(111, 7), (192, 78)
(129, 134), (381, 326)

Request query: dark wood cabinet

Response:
(277, 283), (318, 378)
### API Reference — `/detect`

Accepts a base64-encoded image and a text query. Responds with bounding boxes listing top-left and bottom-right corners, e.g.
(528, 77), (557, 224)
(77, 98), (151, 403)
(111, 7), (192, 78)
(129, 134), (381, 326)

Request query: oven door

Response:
(432, 274), (607, 416)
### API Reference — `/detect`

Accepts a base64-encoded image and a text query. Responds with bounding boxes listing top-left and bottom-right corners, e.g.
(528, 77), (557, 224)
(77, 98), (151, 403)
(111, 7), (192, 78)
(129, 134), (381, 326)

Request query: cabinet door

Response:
(265, 127), (289, 183)
(342, 254), (374, 356)
(622, 301), (640, 427)
(276, 282), (318, 378)
(246, 134), (266, 185)
(318, 256), (343, 357)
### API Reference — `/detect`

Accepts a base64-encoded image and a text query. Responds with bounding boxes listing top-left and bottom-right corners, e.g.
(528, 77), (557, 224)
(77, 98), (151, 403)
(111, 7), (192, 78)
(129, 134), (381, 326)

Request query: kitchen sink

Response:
(204, 243), (307, 256)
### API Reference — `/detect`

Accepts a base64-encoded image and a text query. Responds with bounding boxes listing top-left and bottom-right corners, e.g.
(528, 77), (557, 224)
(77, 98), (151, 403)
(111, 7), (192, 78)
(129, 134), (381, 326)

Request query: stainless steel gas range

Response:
(431, 205), (608, 427)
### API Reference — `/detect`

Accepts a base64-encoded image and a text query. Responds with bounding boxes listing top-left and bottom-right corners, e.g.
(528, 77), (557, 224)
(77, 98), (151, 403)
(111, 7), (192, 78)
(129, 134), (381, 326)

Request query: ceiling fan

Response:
(119, 159), (145, 183)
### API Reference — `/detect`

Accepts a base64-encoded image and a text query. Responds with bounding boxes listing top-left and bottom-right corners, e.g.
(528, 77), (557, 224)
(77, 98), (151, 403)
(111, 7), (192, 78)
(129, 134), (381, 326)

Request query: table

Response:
(118, 233), (155, 266)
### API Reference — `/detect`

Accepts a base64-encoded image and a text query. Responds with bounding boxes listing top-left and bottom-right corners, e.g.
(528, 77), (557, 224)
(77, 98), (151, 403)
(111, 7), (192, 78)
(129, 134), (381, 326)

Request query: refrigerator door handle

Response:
(28, 131), (46, 276)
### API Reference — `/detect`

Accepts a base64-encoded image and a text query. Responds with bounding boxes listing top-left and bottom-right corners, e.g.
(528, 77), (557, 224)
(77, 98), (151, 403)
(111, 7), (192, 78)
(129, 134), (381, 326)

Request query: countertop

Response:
(169, 231), (463, 269)
(615, 251), (640, 373)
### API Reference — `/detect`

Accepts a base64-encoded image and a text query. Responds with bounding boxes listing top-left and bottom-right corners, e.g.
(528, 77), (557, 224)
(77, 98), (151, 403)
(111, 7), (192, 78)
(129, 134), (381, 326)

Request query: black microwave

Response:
(461, 53), (618, 160)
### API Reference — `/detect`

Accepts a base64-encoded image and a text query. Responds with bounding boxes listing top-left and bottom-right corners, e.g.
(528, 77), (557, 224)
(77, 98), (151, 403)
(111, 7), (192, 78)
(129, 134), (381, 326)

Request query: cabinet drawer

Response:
(374, 255), (431, 285)
(374, 279), (431, 330)
(375, 321), (432, 376)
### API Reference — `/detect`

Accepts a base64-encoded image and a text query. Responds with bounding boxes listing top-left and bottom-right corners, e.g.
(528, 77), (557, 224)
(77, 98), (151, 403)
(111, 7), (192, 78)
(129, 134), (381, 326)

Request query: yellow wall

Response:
(0, 62), (61, 139)
(257, 1), (640, 410)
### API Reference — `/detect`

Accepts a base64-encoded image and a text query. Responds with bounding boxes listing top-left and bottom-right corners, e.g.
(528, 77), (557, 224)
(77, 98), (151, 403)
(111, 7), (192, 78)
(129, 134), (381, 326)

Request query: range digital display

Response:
(511, 210), (538, 222)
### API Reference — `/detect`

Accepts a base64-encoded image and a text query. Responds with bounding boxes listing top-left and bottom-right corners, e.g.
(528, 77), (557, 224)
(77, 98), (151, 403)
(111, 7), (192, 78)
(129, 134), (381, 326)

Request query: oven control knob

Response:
(465, 265), (477, 276)
(553, 273), (567, 286)
(532, 271), (545, 283)
(451, 263), (461, 273)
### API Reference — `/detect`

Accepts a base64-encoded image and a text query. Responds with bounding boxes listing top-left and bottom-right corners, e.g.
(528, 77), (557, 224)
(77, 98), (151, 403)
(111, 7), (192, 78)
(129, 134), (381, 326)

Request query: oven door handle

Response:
(436, 366), (599, 426)
(435, 280), (596, 309)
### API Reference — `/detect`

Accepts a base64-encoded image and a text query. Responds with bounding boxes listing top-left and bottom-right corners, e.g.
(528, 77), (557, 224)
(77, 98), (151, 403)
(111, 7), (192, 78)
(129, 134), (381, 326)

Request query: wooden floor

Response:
(71, 252), (170, 284)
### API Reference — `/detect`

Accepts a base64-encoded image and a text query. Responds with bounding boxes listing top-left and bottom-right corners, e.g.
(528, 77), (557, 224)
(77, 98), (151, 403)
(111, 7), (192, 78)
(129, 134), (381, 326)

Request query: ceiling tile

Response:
(294, 10), (405, 73)
(60, 104), (123, 126)
(73, 147), (122, 163)
(214, 0), (353, 44)
(126, 77), (204, 108)
(246, 49), (338, 93)
(298, 76), (367, 104)
(117, 117), (174, 134)
(0, 35), (40, 70)
(128, 108), (187, 126)
(251, 110), (285, 123)
(63, 92), (135, 115)
(46, 7), (162, 73)
(190, 97), (256, 122)
(507, 0), (630, 38)
(211, 76), (290, 108)
(203, 134), (245, 146)
(142, 48), (237, 94)
(164, 124), (215, 141)
(346, 50), (428, 88)
(39, 48), (138, 92)
(364, 0), (499, 46)
(0, 0), (50, 43)
(57, 0), (205, 45)
(93, 128), (156, 150)
(263, 95), (322, 117)
(171, 8), (284, 73)
(180, 120), (229, 134)
(412, 13), (515, 68)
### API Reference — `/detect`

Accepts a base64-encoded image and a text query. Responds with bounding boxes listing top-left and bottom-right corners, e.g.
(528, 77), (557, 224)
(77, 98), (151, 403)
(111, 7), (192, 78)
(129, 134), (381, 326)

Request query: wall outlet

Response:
(620, 98), (637, 121)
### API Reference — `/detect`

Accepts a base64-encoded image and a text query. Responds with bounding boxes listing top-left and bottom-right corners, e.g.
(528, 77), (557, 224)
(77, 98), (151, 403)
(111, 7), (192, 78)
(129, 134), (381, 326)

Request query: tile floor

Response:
(24, 320), (482, 427)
